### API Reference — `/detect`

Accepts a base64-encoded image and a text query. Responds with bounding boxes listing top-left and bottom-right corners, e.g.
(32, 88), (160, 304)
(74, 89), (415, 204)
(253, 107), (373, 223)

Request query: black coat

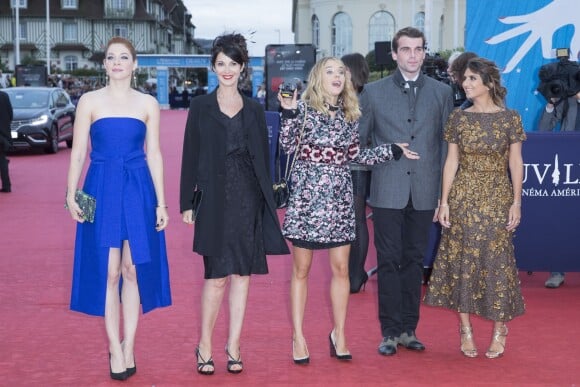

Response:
(180, 89), (289, 256)
(0, 91), (13, 150)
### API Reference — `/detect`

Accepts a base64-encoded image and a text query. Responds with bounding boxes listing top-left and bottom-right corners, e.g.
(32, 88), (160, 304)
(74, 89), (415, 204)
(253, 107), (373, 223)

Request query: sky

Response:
(182, 0), (295, 57)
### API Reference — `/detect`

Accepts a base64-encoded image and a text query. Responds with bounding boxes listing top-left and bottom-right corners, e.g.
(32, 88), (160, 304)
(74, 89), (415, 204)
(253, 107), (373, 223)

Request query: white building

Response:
(292, 0), (466, 57)
(0, 0), (197, 72)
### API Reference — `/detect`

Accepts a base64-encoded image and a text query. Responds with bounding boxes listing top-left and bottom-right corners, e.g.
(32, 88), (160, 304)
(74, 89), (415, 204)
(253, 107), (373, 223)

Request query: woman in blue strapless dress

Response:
(66, 37), (171, 381)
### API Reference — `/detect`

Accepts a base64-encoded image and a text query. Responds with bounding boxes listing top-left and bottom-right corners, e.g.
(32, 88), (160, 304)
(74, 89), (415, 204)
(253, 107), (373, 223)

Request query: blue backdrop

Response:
(465, 0), (578, 132)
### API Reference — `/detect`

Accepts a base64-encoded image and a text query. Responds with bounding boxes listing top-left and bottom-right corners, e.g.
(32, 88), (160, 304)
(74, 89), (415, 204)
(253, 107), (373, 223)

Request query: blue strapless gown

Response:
(70, 117), (172, 316)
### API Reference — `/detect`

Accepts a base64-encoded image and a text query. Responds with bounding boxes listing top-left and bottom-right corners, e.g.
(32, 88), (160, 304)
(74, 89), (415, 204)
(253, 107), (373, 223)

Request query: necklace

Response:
(326, 102), (340, 112)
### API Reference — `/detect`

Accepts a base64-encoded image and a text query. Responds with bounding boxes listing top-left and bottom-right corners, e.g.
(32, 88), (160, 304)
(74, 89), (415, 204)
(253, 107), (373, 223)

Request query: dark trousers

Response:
(348, 170), (371, 289)
(373, 199), (434, 338)
(0, 146), (10, 190)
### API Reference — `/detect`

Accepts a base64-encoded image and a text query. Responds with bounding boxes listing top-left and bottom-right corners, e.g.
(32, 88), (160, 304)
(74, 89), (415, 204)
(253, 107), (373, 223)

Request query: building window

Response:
(19, 22), (27, 40)
(64, 55), (78, 71)
(112, 0), (127, 9)
(63, 23), (77, 41)
(113, 24), (128, 38)
(368, 11), (395, 52)
(61, 0), (78, 9)
(414, 12), (425, 33)
(11, 0), (27, 8)
(331, 12), (352, 57)
(311, 15), (320, 48)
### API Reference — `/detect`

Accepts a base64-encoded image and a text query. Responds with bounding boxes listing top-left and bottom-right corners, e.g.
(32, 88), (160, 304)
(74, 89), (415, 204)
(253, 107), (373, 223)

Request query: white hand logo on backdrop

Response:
(552, 154), (561, 186)
(485, 0), (580, 73)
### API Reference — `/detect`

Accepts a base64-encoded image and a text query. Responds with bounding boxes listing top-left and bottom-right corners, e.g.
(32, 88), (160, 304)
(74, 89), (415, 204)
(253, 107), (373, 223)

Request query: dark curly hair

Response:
(465, 57), (507, 107)
(211, 33), (249, 76)
(449, 51), (477, 83)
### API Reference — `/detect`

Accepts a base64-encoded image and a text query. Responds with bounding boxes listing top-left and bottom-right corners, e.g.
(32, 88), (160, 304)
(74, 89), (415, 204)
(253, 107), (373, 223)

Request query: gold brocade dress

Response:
(424, 109), (526, 321)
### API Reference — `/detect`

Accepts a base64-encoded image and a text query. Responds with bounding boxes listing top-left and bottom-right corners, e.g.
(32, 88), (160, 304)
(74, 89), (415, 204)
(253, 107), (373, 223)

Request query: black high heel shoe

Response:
(195, 346), (215, 375)
(292, 339), (310, 365)
(225, 346), (243, 374)
(126, 357), (136, 378)
(121, 341), (136, 377)
(350, 272), (368, 294)
(109, 353), (128, 381)
(329, 331), (352, 361)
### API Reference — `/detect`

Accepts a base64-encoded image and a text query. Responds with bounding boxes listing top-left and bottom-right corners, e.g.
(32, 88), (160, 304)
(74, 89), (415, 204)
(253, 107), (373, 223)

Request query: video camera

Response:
(279, 78), (304, 98)
(422, 54), (466, 106)
(537, 48), (580, 101)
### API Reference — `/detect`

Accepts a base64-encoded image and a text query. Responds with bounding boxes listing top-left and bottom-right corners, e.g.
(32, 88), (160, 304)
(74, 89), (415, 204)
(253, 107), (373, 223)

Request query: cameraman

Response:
(538, 92), (580, 132)
(537, 91), (580, 288)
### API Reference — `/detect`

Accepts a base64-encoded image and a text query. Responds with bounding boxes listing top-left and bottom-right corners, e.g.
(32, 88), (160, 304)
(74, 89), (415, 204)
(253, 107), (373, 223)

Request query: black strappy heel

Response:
(195, 346), (215, 375)
(225, 346), (243, 374)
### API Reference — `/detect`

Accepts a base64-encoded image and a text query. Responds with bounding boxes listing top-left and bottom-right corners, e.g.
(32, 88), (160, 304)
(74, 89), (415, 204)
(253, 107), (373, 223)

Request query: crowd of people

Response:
(61, 26), (578, 381)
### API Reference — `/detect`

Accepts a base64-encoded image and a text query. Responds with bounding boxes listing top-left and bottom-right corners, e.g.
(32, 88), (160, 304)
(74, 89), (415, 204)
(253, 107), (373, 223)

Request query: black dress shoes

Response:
(109, 353), (128, 381)
(378, 336), (398, 356)
(399, 331), (426, 351)
(0, 187), (10, 193)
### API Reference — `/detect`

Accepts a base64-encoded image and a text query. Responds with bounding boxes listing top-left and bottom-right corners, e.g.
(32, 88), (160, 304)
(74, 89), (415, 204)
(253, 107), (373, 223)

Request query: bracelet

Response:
(157, 205), (168, 208)
(513, 201), (521, 207)
(439, 203), (449, 208)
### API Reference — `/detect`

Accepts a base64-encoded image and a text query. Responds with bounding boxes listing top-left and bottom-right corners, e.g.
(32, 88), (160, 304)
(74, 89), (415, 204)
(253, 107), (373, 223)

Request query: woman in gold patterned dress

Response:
(424, 57), (526, 359)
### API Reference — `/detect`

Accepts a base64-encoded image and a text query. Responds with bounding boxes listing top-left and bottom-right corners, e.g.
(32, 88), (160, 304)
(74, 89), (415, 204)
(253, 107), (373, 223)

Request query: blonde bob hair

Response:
(301, 57), (361, 122)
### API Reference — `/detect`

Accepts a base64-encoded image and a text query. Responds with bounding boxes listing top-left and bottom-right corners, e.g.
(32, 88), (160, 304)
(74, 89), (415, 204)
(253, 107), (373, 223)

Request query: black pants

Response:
(0, 146), (10, 190)
(373, 199), (434, 338)
(348, 169), (371, 291)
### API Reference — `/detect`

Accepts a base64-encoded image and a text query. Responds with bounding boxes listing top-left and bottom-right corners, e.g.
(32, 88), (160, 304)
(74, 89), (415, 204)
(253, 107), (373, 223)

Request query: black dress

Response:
(203, 111), (268, 278)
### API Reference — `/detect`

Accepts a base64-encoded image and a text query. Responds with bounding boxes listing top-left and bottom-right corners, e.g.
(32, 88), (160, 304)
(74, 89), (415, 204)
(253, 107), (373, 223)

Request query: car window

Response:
(50, 91), (58, 108)
(56, 91), (69, 106)
(6, 90), (50, 109)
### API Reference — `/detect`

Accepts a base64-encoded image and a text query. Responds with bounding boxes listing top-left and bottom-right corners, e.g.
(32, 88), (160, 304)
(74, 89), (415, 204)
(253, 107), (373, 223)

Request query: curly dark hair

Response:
(449, 51), (477, 83)
(466, 57), (507, 107)
(211, 33), (249, 76)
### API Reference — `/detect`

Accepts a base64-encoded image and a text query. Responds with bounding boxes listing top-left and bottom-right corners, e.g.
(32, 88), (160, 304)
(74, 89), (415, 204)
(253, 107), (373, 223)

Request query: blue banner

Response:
(465, 0), (578, 132)
(515, 132), (580, 271)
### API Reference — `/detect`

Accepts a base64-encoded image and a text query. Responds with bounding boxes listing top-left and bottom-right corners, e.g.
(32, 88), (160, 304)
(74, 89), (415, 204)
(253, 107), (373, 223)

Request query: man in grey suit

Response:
(359, 27), (453, 356)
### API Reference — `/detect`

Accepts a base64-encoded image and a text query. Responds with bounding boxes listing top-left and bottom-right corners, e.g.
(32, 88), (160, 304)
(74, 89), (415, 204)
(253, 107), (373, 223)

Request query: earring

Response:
(105, 74), (109, 86)
(132, 71), (137, 88)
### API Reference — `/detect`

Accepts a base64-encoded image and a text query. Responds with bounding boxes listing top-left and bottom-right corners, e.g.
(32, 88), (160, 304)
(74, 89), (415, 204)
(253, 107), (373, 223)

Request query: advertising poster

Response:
(264, 44), (316, 111)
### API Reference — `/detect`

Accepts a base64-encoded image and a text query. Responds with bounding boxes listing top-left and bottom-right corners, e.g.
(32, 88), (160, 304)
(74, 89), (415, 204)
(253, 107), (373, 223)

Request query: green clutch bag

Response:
(65, 189), (96, 223)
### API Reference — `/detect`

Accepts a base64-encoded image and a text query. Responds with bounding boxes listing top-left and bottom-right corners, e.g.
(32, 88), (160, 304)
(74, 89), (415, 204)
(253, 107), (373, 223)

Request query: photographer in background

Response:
(537, 91), (580, 288)
(538, 92), (580, 133)
(537, 50), (580, 288)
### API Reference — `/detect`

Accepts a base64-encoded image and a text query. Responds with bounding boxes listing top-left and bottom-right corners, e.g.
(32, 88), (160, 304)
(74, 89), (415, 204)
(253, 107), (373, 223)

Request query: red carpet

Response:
(0, 109), (579, 386)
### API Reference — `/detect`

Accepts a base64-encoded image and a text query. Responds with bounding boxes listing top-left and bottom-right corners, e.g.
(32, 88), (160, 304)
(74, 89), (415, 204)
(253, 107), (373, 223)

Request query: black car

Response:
(5, 87), (75, 154)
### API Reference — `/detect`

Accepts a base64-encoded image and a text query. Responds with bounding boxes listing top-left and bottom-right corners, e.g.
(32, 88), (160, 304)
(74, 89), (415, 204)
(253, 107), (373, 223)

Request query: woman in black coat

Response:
(180, 33), (288, 376)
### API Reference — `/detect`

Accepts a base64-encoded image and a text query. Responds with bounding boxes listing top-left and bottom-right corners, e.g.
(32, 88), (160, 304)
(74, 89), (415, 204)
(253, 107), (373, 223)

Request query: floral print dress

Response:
(279, 100), (400, 246)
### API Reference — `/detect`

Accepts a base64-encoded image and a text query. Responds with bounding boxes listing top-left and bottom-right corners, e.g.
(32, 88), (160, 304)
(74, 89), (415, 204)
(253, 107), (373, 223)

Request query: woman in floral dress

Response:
(278, 57), (419, 364)
(424, 57), (526, 359)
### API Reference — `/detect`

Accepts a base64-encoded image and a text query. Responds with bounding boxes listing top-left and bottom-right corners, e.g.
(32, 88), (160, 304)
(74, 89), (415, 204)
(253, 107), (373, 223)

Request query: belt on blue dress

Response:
(91, 150), (151, 264)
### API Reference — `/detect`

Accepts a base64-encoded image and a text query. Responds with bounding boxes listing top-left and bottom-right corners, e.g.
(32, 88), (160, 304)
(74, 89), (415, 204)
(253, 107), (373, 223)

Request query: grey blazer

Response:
(537, 97), (579, 131)
(358, 69), (453, 210)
